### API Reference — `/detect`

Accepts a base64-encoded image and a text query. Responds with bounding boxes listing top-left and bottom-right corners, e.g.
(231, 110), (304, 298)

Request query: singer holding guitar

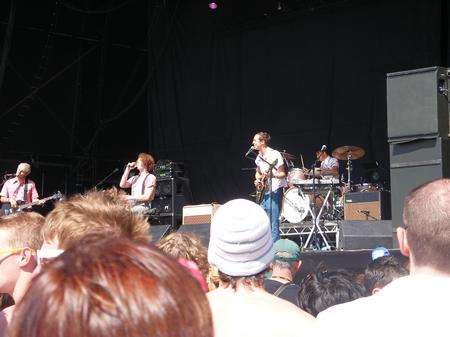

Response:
(251, 132), (287, 242)
(119, 153), (157, 215)
(0, 163), (43, 214)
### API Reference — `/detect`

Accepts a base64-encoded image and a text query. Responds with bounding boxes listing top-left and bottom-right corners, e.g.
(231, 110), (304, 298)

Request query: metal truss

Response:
(280, 220), (340, 250)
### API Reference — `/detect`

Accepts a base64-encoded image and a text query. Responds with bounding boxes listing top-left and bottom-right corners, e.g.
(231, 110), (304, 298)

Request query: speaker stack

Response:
(387, 66), (450, 230)
(151, 160), (192, 231)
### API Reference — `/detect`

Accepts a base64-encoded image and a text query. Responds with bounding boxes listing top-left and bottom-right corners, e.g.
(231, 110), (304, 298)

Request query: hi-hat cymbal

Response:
(332, 146), (365, 160)
(281, 151), (296, 161)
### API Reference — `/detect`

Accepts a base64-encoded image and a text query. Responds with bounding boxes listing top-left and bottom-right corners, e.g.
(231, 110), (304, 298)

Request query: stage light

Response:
(208, 2), (218, 10)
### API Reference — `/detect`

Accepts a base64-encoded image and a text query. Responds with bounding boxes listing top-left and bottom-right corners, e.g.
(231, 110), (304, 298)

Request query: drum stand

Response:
(299, 164), (332, 250)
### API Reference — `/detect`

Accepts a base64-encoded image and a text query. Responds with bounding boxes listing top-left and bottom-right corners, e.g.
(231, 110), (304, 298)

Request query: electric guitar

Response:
(1, 191), (63, 216)
(254, 173), (268, 204)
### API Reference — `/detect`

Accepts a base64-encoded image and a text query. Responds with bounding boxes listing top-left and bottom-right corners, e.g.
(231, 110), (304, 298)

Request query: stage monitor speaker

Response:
(338, 220), (393, 250)
(387, 66), (449, 141)
(344, 191), (390, 221)
(389, 137), (449, 228)
(182, 203), (221, 226)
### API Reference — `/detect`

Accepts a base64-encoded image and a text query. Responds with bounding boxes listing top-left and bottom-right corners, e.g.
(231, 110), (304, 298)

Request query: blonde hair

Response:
(157, 232), (218, 290)
(0, 212), (45, 250)
(42, 188), (150, 249)
(17, 163), (31, 175)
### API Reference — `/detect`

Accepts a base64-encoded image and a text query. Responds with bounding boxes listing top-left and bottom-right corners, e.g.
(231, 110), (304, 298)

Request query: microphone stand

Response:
(94, 168), (119, 189)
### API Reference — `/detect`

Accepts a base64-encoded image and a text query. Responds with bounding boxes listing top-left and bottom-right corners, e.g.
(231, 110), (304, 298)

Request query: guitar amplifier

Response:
(182, 203), (221, 226)
(344, 191), (390, 221)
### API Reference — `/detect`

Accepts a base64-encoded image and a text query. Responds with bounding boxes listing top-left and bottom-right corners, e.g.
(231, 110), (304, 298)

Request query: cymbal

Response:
(332, 146), (365, 160)
(281, 151), (296, 161)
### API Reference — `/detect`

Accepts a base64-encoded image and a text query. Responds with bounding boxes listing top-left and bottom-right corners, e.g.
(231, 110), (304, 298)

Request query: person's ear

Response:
(372, 287), (381, 295)
(18, 247), (34, 268)
(397, 227), (410, 257)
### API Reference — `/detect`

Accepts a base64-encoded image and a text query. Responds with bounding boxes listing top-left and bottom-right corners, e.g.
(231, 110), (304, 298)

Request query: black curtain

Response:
(0, 0), (446, 202)
(148, 0), (443, 203)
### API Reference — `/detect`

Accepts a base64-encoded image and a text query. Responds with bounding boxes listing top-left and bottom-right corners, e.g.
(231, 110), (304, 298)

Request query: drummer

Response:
(316, 146), (339, 178)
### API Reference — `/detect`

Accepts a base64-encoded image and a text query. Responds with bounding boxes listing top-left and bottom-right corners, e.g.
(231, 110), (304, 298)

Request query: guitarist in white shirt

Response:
(252, 132), (287, 242)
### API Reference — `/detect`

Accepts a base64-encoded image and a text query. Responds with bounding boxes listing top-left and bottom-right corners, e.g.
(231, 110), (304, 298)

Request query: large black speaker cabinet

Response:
(387, 66), (449, 141)
(338, 221), (393, 250)
(389, 137), (450, 228)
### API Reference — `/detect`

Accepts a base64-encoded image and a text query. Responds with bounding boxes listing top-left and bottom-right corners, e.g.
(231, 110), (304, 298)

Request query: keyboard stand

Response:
(302, 185), (332, 250)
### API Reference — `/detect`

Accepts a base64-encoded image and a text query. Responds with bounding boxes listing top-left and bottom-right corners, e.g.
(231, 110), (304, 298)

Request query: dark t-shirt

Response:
(263, 278), (301, 307)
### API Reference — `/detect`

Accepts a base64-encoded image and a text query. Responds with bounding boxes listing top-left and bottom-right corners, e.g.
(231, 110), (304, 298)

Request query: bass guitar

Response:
(1, 191), (63, 216)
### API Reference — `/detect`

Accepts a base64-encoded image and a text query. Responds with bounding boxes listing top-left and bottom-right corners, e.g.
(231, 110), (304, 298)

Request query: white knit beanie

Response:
(208, 199), (274, 277)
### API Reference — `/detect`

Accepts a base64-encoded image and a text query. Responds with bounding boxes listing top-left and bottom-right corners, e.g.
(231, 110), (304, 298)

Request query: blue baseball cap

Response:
(371, 246), (390, 261)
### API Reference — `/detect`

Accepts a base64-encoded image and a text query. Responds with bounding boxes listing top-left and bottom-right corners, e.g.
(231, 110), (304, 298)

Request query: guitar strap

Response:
(23, 178), (28, 203)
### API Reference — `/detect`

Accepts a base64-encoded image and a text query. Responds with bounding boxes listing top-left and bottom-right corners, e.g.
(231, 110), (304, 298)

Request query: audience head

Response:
(0, 212), (44, 295)
(298, 264), (366, 317)
(400, 178), (450, 274)
(271, 239), (302, 275)
(41, 188), (150, 250)
(157, 232), (211, 289)
(364, 256), (408, 295)
(371, 246), (390, 261)
(9, 235), (213, 337)
(208, 199), (274, 289)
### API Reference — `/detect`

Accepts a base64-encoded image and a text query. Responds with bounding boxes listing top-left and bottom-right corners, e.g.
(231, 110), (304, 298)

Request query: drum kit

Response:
(280, 145), (378, 249)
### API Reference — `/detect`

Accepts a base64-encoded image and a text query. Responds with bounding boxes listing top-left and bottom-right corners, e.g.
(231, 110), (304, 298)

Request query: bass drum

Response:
(281, 187), (310, 223)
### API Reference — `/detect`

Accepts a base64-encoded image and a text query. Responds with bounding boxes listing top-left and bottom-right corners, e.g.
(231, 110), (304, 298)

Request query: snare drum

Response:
(287, 168), (307, 186)
(281, 187), (310, 223)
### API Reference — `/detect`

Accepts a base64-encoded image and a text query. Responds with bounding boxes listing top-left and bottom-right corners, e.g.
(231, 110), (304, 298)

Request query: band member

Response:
(0, 163), (41, 211)
(119, 153), (157, 214)
(253, 132), (287, 242)
(316, 146), (339, 178)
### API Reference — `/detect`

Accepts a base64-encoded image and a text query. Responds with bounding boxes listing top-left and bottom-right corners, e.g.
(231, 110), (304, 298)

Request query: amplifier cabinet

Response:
(182, 203), (221, 225)
(344, 191), (390, 221)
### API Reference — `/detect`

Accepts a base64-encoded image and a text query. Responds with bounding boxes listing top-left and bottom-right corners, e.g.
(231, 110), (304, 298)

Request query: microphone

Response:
(245, 146), (254, 157)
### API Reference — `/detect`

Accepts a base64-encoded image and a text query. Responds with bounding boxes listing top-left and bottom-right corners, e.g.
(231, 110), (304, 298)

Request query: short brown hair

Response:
(256, 132), (271, 145)
(9, 235), (213, 337)
(42, 188), (150, 249)
(157, 233), (210, 283)
(0, 212), (44, 250)
(403, 178), (450, 272)
(137, 152), (155, 171)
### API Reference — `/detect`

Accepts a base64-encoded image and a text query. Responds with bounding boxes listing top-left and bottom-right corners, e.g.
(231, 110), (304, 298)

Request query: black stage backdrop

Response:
(0, 0), (447, 203)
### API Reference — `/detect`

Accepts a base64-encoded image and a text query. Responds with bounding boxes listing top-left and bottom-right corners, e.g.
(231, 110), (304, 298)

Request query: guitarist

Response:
(0, 163), (42, 214)
(253, 132), (287, 242)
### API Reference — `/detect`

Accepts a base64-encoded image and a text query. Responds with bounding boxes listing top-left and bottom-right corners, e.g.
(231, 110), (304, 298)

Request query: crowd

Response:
(0, 178), (449, 336)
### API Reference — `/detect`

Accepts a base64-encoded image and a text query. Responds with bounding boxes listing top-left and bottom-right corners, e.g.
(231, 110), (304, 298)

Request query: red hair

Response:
(137, 153), (155, 171)
(10, 235), (213, 337)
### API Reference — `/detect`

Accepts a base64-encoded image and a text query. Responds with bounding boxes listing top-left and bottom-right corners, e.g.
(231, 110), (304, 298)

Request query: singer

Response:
(119, 153), (157, 214)
(252, 131), (287, 242)
(316, 146), (339, 178)
(0, 163), (41, 212)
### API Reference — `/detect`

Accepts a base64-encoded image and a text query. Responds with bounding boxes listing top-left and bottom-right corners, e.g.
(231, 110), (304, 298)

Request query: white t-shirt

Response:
(316, 274), (450, 336)
(255, 147), (287, 192)
(320, 155), (339, 171)
(127, 173), (156, 205)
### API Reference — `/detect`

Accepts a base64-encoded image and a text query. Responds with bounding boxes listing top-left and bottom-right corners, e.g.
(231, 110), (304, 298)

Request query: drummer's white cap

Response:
(208, 199), (274, 277)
